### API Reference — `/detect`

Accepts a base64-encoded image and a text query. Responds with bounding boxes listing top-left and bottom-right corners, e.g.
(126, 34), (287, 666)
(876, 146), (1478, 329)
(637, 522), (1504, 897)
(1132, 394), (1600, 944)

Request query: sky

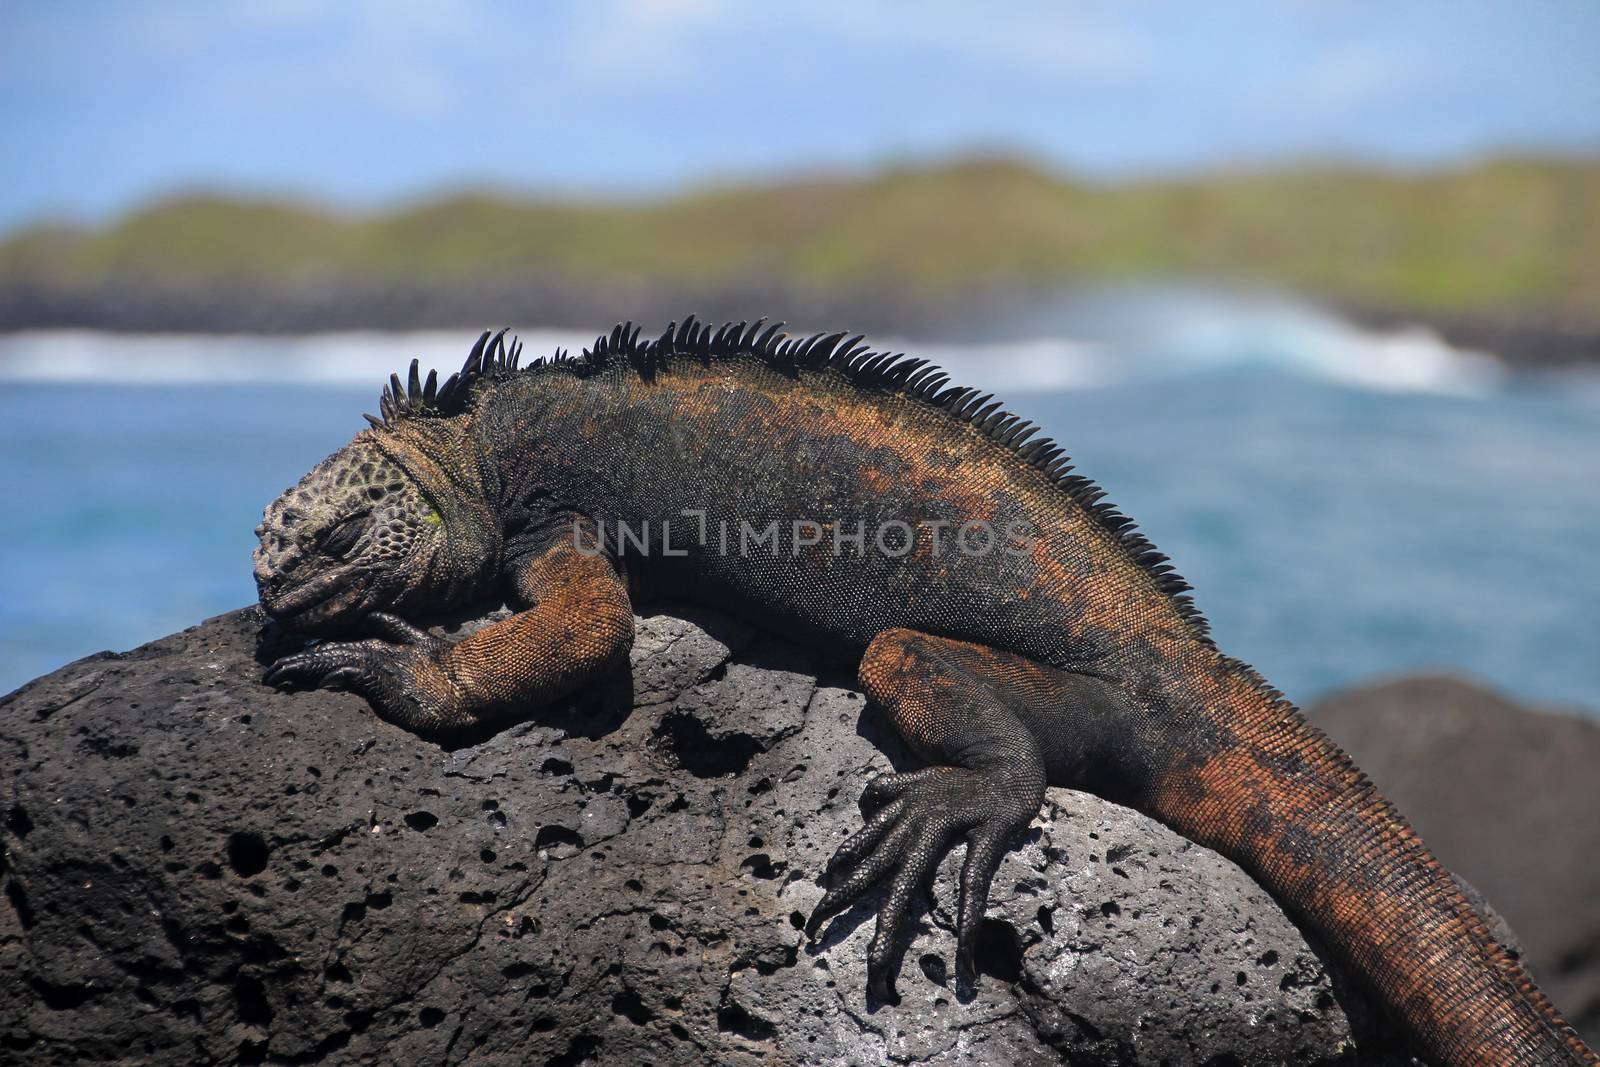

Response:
(2, 0), (1598, 232)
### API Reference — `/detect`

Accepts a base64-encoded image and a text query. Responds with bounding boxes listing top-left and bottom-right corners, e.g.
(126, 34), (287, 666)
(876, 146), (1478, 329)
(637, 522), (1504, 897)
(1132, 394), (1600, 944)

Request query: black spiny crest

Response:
(369, 316), (1212, 644)
(365, 328), (524, 429)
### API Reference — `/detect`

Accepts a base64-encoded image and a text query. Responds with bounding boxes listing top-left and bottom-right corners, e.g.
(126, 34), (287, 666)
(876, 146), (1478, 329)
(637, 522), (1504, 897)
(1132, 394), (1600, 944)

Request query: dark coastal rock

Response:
(1308, 675), (1600, 1048)
(2, 607), (1458, 1065)
(1341, 302), (1600, 369)
(0, 276), (1024, 343)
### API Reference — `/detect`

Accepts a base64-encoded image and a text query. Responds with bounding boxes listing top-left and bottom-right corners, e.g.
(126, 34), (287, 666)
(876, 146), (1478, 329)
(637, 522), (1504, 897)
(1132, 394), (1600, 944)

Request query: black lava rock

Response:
(1, 606), (1452, 1064)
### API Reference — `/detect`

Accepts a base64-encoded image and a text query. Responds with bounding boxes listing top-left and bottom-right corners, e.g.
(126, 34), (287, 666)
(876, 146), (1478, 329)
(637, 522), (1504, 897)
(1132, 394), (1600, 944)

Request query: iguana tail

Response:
(1143, 662), (1596, 1066)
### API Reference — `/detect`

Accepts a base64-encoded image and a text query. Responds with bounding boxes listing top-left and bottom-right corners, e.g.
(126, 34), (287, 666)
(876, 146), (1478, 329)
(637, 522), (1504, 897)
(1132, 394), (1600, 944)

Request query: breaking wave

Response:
(913, 284), (1506, 395)
(0, 329), (597, 389)
(0, 288), (1504, 396)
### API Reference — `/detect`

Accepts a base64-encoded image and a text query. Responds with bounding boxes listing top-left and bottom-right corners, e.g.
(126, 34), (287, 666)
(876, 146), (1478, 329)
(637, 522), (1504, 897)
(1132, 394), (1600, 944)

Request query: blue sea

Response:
(2, 293), (1597, 712)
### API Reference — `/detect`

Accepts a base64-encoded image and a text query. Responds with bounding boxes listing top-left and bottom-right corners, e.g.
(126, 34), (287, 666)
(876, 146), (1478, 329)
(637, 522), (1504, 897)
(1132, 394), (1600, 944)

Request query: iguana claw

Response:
(263, 613), (451, 723)
(807, 765), (1037, 1002)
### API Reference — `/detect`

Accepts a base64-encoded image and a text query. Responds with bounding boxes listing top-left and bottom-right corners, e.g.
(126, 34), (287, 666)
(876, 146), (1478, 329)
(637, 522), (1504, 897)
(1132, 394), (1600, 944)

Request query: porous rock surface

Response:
(0, 606), (1428, 1065)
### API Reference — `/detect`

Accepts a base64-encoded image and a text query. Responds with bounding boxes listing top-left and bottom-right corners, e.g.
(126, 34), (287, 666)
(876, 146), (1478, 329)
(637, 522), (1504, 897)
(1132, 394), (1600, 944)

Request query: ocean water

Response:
(2, 302), (1597, 713)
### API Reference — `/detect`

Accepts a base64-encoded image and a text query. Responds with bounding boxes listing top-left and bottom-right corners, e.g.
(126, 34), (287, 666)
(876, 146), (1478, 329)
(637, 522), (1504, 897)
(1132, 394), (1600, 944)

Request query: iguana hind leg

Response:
(265, 530), (633, 732)
(808, 627), (1140, 1002)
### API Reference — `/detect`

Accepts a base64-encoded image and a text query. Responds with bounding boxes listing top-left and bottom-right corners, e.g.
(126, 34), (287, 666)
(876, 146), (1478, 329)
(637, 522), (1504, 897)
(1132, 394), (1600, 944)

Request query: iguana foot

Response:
(264, 613), (458, 727)
(806, 762), (1043, 1001)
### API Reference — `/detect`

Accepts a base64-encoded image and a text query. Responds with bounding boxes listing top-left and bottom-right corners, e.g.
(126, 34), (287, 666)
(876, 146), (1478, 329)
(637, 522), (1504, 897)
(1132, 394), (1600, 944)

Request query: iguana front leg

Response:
(809, 628), (1139, 1002)
(264, 532), (634, 732)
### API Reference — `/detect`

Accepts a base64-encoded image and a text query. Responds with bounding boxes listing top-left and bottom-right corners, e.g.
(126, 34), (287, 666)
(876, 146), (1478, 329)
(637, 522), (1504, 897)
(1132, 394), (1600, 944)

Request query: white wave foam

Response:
(987, 285), (1507, 395)
(871, 337), (1118, 392)
(0, 330), (599, 387)
(0, 328), (1116, 395)
(0, 291), (1504, 396)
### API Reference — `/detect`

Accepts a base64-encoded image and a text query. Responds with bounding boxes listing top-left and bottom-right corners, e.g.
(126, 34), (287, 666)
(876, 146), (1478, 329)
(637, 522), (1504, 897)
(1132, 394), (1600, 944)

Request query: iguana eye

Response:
(320, 513), (367, 558)
(421, 504), (443, 526)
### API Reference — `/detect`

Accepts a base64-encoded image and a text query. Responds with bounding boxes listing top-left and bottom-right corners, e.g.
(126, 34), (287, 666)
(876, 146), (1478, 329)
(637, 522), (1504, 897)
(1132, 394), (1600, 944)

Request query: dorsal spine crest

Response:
(370, 316), (1213, 644)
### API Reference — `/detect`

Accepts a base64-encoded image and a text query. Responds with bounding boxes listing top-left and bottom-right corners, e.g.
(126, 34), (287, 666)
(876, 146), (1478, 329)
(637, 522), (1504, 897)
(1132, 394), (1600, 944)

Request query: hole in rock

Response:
(972, 919), (1023, 984)
(534, 825), (584, 851)
(612, 987), (653, 1025)
(227, 833), (269, 878)
(7, 807), (34, 837)
(717, 1001), (776, 1041)
(234, 974), (273, 1026)
(545, 1033), (602, 1066)
(5, 881), (34, 928)
(739, 854), (780, 879)
(656, 712), (761, 777)
(31, 978), (93, 1010)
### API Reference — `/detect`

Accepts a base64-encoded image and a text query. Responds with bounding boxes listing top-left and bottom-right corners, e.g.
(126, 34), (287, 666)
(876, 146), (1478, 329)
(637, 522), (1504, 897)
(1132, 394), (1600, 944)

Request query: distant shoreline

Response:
(0, 277), (983, 343)
(3, 157), (1595, 367)
(1, 280), (1596, 370)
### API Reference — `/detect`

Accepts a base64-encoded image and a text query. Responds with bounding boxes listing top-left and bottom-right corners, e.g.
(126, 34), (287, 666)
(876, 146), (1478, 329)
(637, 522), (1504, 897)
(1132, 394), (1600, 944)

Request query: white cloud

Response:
(794, 2), (1152, 84)
(131, 0), (500, 118)
(550, 0), (1150, 92)
(1299, 44), (1432, 111)
(557, 0), (730, 89)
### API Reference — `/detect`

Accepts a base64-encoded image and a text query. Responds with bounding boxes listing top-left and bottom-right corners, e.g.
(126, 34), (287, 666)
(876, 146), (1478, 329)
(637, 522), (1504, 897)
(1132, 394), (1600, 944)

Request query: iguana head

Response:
(254, 333), (518, 633)
(253, 433), (457, 634)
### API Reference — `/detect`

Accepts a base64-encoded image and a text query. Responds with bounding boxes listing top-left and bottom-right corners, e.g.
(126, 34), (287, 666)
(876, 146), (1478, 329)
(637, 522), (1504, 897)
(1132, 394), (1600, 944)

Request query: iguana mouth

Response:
(260, 567), (372, 633)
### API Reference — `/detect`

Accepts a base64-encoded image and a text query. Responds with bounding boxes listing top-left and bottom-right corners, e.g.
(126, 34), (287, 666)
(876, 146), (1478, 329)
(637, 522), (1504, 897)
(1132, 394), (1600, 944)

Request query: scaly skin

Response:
(257, 322), (1595, 1066)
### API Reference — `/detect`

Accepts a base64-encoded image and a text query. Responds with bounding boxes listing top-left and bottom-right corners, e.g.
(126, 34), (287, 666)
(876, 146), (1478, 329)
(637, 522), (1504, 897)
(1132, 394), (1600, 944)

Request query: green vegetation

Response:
(4, 156), (1597, 320)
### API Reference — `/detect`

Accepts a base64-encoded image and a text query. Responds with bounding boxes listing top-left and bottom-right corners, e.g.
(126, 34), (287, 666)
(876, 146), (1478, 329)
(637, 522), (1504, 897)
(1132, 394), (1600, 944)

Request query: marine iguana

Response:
(256, 321), (1594, 1066)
